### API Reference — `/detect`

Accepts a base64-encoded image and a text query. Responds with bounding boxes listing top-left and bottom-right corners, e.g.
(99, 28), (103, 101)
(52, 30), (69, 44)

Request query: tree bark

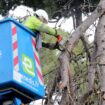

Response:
(66, 0), (105, 52)
(45, 0), (105, 105)
(95, 13), (105, 105)
(58, 0), (105, 105)
(58, 51), (70, 88)
(59, 0), (105, 89)
(79, 49), (96, 103)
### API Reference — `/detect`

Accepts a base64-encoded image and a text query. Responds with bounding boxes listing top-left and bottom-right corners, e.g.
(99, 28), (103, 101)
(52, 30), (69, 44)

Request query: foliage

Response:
(0, 0), (100, 18)
(39, 29), (69, 82)
(39, 48), (59, 75)
(0, 0), (56, 17)
(0, 0), (102, 104)
(73, 40), (83, 55)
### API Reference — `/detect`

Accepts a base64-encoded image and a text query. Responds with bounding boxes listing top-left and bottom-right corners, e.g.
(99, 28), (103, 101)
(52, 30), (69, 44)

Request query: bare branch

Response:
(66, 0), (105, 52)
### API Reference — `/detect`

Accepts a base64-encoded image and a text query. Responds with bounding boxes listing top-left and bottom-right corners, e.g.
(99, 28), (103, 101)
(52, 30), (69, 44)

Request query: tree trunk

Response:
(59, 0), (105, 104)
(59, 0), (105, 88)
(95, 13), (105, 105)
(66, 0), (105, 52)
(45, 0), (105, 104)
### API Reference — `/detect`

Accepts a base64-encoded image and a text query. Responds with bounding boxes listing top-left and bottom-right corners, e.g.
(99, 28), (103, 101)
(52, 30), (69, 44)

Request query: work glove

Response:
(56, 35), (65, 51)
(56, 35), (63, 43)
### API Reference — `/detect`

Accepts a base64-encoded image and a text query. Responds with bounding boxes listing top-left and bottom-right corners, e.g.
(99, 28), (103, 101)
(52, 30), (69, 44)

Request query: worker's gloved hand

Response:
(55, 35), (65, 51)
(56, 35), (63, 43)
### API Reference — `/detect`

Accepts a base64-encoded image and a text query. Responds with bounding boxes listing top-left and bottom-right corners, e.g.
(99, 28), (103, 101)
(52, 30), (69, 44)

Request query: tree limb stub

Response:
(59, 51), (70, 88)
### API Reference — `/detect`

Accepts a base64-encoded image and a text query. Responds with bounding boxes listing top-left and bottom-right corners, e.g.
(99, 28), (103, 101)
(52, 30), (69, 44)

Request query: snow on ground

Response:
(30, 99), (43, 105)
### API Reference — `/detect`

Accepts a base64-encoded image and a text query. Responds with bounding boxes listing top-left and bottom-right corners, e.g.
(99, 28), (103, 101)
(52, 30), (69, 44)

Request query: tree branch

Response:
(59, 0), (105, 89)
(66, 0), (105, 52)
(58, 1), (105, 104)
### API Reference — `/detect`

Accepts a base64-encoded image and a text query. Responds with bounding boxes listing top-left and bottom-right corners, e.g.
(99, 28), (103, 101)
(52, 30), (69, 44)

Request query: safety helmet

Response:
(35, 9), (49, 22)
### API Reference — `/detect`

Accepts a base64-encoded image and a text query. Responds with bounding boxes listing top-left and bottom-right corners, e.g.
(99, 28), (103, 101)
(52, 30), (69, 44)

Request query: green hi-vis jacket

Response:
(23, 16), (57, 36)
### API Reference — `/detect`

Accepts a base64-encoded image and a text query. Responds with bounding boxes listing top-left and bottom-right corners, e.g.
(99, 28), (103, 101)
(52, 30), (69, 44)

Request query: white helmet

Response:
(35, 9), (49, 22)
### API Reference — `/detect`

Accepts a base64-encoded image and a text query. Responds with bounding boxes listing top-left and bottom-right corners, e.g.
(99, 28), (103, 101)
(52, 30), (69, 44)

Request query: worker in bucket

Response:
(23, 9), (63, 50)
